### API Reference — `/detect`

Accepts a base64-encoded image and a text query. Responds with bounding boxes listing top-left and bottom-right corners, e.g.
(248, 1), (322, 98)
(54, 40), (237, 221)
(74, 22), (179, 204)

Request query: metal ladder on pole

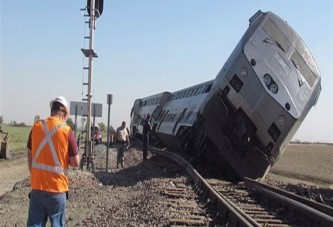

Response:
(79, 0), (100, 171)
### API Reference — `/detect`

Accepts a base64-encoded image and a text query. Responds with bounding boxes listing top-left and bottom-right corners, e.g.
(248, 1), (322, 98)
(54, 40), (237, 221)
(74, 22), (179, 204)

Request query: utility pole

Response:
(86, 0), (95, 169)
(106, 94), (113, 171)
(80, 0), (103, 171)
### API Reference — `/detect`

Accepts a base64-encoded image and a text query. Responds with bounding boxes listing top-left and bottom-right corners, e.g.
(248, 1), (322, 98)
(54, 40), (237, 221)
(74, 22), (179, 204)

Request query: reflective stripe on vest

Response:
(31, 120), (68, 175)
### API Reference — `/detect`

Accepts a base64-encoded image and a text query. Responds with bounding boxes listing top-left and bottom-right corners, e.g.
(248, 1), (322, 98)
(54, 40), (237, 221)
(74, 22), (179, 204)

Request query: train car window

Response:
(290, 51), (316, 87)
(166, 114), (171, 122)
(193, 88), (198, 95)
(204, 84), (212, 93)
(185, 111), (193, 123)
(201, 86), (206, 94)
(262, 18), (290, 53)
(158, 110), (165, 121)
(152, 106), (162, 119)
(157, 110), (169, 130)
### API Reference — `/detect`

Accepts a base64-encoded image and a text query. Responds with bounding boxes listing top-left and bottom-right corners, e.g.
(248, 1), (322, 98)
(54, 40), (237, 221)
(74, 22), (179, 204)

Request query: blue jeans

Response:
(27, 190), (66, 227)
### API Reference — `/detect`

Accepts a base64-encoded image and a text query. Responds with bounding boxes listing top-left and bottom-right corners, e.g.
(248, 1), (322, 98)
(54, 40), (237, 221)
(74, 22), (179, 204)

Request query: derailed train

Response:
(130, 10), (321, 180)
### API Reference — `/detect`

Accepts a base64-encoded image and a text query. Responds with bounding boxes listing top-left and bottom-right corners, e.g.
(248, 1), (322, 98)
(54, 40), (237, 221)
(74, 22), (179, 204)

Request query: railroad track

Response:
(158, 177), (213, 226)
(150, 146), (333, 227)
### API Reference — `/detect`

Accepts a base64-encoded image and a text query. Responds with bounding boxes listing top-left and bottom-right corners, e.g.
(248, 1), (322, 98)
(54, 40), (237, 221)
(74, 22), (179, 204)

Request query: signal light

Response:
(87, 0), (104, 18)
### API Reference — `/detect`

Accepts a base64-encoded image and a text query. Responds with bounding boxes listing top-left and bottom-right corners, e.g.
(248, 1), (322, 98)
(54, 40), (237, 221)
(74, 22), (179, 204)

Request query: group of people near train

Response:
(26, 95), (152, 227)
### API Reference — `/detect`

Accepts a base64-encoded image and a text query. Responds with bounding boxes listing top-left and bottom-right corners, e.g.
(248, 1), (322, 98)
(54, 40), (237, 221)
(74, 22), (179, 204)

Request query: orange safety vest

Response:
(30, 117), (70, 193)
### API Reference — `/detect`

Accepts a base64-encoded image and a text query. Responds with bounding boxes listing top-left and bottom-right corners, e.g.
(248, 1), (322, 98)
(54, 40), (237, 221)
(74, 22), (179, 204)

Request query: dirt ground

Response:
(0, 143), (332, 226)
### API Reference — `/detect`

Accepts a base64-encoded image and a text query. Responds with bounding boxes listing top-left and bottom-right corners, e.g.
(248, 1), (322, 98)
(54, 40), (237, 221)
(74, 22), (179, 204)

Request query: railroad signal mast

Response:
(80, 0), (103, 170)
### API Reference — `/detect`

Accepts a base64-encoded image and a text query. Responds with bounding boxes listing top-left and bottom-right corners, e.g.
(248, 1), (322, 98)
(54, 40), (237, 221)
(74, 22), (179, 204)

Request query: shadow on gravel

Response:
(93, 154), (185, 188)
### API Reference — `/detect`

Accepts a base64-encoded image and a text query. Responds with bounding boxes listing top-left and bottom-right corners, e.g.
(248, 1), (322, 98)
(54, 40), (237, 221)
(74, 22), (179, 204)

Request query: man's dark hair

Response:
(51, 102), (67, 115)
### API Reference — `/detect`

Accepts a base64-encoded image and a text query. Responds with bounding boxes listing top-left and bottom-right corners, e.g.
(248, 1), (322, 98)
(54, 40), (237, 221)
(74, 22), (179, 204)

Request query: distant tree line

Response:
(8, 121), (27, 127)
(0, 115), (112, 134)
(0, 116), (27, 127)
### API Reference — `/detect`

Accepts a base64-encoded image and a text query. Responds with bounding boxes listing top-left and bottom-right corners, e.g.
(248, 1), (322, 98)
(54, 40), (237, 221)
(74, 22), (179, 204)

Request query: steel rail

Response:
(244, 177), (333, 226)
(150, 147), (261, 227)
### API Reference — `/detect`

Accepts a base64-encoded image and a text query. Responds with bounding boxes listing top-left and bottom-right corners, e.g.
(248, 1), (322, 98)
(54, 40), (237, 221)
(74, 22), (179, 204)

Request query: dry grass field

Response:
(267, 144), (333, 187)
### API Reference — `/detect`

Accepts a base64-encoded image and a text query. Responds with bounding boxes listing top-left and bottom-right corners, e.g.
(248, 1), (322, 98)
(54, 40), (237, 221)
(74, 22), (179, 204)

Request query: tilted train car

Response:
(130, 10), (321, 180)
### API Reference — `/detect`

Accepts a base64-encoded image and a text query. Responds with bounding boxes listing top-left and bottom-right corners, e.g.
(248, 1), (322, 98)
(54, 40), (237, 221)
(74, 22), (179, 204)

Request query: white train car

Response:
(131, 10), (321, 180)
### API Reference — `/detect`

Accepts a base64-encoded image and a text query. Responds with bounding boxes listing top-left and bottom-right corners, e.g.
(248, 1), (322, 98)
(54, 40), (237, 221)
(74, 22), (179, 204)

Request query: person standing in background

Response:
(142, 114), (152, 161)
(115, 121), (130, 168)
(27, 96), (80, 227)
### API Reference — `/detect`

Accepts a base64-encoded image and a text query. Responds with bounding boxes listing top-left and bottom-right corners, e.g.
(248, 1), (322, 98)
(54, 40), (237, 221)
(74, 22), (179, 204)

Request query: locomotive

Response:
(130, 10), (321, 180)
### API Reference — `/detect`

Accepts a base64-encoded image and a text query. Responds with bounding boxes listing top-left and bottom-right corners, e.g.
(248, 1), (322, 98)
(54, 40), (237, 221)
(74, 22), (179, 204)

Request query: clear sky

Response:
(1, 1), (332, 143)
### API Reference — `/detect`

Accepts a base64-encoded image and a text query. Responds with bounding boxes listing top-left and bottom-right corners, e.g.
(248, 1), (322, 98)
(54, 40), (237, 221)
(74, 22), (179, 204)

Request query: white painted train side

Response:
(130, 10), (321, 180)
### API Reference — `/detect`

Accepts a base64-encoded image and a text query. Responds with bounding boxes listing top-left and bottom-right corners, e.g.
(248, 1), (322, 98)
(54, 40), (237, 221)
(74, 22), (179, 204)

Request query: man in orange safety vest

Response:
(26, 96), (80, 227)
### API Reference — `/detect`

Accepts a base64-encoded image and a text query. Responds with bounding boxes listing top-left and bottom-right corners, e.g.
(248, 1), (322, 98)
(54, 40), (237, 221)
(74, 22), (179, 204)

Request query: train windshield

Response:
(262, 17), (318, 88)
(290, 51), (317, 87)
(262, 18), (290, 53)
